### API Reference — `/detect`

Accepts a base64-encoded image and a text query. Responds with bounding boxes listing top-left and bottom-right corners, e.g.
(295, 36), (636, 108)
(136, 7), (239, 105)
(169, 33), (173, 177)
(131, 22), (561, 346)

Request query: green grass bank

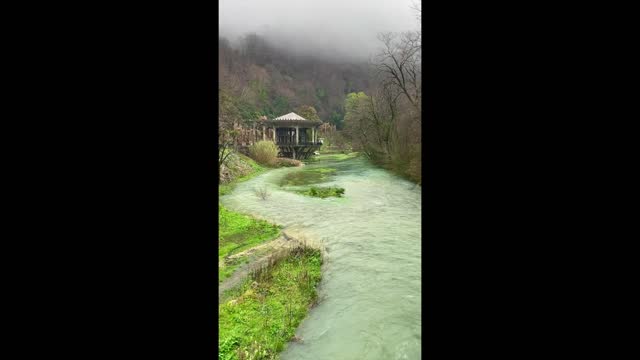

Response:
(219, 152), (280, 282)
(219, 150), (324, 359)
(219, 247), (323, 360)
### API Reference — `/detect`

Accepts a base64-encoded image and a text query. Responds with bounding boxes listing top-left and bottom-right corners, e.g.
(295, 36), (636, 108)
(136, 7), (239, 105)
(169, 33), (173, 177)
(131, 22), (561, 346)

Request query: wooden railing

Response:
(275, 140), (322, 146)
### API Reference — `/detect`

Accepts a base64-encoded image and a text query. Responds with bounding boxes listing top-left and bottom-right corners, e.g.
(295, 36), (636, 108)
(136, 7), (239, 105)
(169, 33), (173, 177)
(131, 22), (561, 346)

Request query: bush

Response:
(254, 186), (270, 200)
(296, 186), (345, 199)
(248, 141), (279, 166)
(275, 158), (302, 167)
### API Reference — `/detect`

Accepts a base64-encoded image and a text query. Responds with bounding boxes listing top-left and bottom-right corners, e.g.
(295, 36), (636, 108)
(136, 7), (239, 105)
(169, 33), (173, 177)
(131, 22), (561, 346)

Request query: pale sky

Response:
(219, 0), (419, 61)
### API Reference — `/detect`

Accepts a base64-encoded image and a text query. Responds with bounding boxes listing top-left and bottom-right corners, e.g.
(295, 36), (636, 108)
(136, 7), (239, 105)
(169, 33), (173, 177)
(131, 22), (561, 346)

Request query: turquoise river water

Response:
(220, 155), (421, 359)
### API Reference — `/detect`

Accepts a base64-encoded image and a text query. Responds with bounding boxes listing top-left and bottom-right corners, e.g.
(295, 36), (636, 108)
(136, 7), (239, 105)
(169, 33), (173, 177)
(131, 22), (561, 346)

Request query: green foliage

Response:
(249, 141), (279, 166)
(250, 80), (269, 104)
(272, 96), (290, 118)
(236, 100), (261, 122)
(294, 105), (320, 121)
(219, 247), (323, 359)
(296, 186), (345, 199)
(344, 92), (369, 115)
(329, 110), (344, 129)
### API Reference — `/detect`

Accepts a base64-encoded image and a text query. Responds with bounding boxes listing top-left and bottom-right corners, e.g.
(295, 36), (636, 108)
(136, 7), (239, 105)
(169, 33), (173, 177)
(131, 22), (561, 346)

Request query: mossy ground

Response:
(296, 186), (345, 199)
(279, 167), (337, 186)
(219, 247), (322, 360)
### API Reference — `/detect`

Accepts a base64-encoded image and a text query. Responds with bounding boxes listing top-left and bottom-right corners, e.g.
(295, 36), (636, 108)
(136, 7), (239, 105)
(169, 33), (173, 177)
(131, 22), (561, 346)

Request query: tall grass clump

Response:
(254, 186), (270, 200)
(249, 141), (279, 166)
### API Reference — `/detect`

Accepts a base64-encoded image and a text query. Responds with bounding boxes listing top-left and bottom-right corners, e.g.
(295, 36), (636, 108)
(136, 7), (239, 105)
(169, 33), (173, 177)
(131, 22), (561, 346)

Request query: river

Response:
(220, 155), (421, 359)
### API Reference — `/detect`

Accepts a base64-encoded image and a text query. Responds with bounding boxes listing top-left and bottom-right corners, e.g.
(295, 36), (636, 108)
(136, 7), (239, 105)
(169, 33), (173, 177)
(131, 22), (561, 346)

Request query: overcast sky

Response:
(219, 0), (419, 61)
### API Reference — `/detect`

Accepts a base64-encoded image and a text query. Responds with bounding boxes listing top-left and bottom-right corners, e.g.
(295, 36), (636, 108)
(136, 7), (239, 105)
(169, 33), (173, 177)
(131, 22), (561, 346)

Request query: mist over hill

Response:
(219, 0), (417, 63)
(219, 33), (374, 127)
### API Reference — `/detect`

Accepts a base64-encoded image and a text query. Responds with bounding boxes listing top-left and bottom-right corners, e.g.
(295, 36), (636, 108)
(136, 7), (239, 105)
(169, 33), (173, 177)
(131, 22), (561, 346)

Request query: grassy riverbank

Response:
(219, 151), (324, 359)
(219, 204), (281, 282)
(219, 152), (280, 282)
(219, 247), (322, 360)
(219, 153), (266, 196)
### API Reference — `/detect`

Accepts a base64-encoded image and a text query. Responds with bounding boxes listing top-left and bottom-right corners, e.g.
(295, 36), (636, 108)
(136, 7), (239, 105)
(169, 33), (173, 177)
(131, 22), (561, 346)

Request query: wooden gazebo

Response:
(265, 112), (322, 159)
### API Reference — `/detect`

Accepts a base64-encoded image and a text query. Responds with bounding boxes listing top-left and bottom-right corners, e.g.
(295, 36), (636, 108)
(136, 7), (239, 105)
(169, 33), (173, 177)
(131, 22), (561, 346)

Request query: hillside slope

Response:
(219, 34), (373, 128)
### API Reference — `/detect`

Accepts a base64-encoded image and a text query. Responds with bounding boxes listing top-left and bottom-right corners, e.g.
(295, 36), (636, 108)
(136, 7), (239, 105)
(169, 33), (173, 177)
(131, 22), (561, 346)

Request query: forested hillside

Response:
(219, 34), (373, 129)
(219, 4), (420, 183)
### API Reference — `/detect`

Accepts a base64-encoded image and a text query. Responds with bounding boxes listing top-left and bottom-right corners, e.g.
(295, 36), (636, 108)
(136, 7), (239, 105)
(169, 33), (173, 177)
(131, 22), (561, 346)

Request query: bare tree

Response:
(410, 1), (422, 22)
(218, 89), (241, 177)
(375, 31), (421, 115)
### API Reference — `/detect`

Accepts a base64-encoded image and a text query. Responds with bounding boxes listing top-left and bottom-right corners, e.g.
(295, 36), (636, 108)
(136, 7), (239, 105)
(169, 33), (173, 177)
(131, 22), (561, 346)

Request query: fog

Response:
(219, 0), (419, 61)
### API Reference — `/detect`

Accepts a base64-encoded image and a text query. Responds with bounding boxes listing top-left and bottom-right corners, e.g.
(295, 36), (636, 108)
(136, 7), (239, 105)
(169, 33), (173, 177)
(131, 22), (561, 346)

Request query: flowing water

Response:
(221, 155), (421, 359)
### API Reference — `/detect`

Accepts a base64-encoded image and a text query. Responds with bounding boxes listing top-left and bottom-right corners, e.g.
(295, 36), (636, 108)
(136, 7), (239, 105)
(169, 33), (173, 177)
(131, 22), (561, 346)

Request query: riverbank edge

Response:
(315, 147), (421, 185)
(219, 151), (325, 358)
(219, 229), (323, 302)
(219, 246), (323, 359)
(219, 153), (280, 283)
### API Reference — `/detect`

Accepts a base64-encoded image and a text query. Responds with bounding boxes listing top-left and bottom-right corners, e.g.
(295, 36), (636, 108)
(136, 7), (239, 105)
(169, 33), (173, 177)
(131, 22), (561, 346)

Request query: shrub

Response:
(297, 186), (345, 199)
(254, 186), (270, 200)
(275, 158), (302, 167)
(248, 141), (278, 166)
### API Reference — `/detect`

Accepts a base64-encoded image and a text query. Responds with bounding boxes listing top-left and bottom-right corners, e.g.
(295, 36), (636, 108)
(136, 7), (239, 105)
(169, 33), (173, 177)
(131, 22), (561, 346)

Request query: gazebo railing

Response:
(275, 139), (322, 146)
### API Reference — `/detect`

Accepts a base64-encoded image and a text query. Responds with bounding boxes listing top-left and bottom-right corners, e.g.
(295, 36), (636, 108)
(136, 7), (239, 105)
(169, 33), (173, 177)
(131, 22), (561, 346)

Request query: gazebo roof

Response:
(273, 112), (307, 121)
(267, 112), (322, 126)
